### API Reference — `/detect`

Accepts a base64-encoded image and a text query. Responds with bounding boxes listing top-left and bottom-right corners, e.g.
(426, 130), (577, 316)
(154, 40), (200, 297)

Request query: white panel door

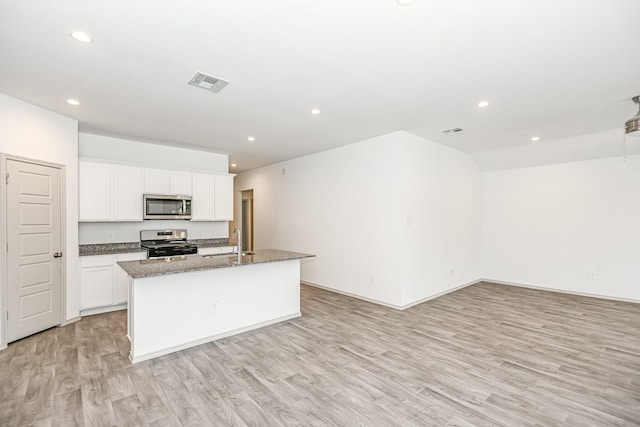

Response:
(6, 159), (62, 342)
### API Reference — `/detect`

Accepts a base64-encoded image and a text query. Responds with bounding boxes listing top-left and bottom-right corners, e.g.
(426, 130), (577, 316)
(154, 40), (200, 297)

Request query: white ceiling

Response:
(1, 0), (639, 172)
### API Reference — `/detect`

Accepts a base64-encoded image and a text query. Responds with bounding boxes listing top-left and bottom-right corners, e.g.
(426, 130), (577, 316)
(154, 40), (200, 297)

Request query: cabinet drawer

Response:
(81, 254), (114, 268)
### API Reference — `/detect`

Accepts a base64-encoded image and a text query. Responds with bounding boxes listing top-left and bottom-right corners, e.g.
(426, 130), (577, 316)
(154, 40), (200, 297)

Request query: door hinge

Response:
(5, 173), (8, 184)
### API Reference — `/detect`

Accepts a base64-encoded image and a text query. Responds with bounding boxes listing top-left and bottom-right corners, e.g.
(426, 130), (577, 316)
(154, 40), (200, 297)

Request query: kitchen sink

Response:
(202, 251), (255, 259)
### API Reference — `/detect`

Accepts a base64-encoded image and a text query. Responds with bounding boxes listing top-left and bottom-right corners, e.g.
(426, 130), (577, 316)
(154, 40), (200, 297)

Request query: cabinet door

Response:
(81, 256), (115, 309)
(191, 173), (215, 221)
(79, 161), (112, 221)
(144, 168), (171, 194)
(170, 171), (192, 195)
(115, 252), (146, 304)
(113, 165), (143, 221)
(214, 175), (234, 220)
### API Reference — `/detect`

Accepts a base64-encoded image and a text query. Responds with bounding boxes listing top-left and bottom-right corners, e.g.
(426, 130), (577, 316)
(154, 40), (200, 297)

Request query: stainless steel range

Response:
(140, 229), (198, 258)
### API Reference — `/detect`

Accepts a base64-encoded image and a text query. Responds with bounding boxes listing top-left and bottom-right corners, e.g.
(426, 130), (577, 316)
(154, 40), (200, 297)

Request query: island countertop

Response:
(117, 249), (315, 278)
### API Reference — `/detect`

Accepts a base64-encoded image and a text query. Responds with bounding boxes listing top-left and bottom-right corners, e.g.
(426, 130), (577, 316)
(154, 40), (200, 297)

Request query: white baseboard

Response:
(301, 281), (405, 309)
(483, 278), (640, 304)
(399, 279), (481, 310)
(301, 279), (480, 311)
(61, 316), (81, 326)
(80, 303), (127, 317)
(302, 277), (639, 309)
(129, 312), (301, 364)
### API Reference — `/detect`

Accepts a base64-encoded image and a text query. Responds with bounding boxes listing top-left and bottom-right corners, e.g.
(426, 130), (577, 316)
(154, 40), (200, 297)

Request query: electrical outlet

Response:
(369, 274), (376, 285)
(587, 272), (597, 280)
(449, 268), (455, 276)
(107, 232), (114, 241)
(212, 300), (220, 312)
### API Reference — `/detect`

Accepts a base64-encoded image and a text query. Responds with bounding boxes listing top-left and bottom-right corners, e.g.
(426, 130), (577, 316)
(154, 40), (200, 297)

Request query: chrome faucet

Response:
(233, 226), (242, 262)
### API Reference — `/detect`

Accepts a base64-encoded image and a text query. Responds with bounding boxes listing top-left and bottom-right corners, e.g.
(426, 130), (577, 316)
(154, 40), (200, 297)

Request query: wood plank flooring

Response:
(1, 281), (639, 426)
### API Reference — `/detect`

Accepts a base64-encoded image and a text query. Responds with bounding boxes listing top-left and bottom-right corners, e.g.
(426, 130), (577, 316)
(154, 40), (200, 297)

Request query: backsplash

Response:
(79, 220), (229, 244)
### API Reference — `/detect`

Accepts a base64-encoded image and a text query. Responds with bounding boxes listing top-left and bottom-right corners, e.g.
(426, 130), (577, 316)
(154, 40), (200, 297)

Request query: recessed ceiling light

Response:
(531, 136), (540, 142)
(310, 108), (321, 115)
(231, 163), (237, 168)
(66, 99), (80, 106)
(247, 136), (255, 142)
(477, 101), (490, 108)
(396, 0), (417, 5)
(70, 31), (93, 43)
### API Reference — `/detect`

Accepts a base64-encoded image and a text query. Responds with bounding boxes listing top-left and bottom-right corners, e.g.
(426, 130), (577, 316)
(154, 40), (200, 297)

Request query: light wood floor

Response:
(1, 282), (639, 426)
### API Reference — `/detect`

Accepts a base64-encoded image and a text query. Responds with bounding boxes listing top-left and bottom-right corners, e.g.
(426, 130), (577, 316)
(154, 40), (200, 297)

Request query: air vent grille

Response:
(441, 127), (464, 135)
(188, 72), (229, 93)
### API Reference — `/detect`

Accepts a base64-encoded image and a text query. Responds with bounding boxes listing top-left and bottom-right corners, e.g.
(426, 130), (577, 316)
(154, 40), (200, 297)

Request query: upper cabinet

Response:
(191, 173), (234, 221)
(79, 161), (111, 221)
(144, 168), (192, 195)
(113, 165), (144, 220)
(191, 173), (215, 221)
(79, 161), (143, 222)
(214, 174), (234, 220)
(80, 159), (234, 223)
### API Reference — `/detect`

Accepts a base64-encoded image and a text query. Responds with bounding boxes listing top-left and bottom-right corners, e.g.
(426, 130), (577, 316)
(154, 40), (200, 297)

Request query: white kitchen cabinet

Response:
(79, 160), (143, 222)
(81, 252), (147, 310)
(191, 173), (215, 221)
(143, 168), (171, 194)
(191, 173), (234, 221)
(113, 165), (144, 221)
(115, 252), (147, 304)
(79, 161), (111, 221)
(80, 255), (115, 309)
(170, 171), (192, 195)
(144, 168), (192, 195)
(214, 174), (234, 220)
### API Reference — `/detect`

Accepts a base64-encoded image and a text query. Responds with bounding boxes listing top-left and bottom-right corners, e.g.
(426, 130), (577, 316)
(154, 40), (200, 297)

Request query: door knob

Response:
(53, 252), (63, 258)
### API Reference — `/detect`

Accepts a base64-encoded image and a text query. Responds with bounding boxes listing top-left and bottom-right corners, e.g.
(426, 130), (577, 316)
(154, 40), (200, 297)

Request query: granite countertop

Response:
(79, 238), (231, 256)
(117, 249), (315, 278)
(79, 242), (144, 256)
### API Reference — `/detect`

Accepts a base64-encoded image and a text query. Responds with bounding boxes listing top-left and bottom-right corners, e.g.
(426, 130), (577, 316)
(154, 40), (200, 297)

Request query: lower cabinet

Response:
(115, 252), (146, 304)
(81, 252), (147, 311)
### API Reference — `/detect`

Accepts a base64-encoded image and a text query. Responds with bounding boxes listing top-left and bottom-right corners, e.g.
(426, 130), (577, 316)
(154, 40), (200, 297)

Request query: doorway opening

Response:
(241, 189), (254, 251)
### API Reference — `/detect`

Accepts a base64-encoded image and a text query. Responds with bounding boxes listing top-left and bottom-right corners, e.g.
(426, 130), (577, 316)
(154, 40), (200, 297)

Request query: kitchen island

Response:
(118, 249), (314, 363)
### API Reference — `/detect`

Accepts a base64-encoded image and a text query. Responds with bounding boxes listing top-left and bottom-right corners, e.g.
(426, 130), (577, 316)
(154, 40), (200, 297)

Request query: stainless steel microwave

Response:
(143, 194), (192, 220)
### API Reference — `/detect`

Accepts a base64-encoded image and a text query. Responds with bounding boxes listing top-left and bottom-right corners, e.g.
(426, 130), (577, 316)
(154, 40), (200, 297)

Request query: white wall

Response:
(78, 132), (230, 243)
(79, 133), (229, 173)
(0, 93), (80, 326)
(399, 134), (482, 306)
(235, 131), (482, 308)
(472, 128), (640, 172)
(482, 154), (640, 301)
(79, 221), (228, 244)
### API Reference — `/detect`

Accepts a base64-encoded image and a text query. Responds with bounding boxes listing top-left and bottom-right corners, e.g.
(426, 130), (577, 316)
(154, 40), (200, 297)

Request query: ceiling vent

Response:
(188, 72), (229, 93)
(441, 127), (464, 135)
